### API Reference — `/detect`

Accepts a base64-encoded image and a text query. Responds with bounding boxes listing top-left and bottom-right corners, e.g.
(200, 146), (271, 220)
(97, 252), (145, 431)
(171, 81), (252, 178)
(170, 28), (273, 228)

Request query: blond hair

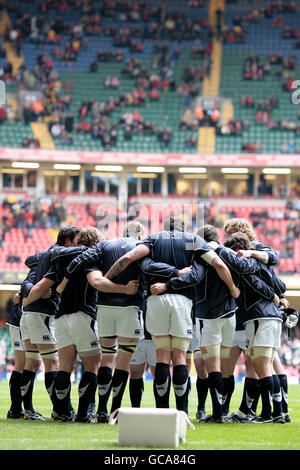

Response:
(223, 218), (258, 241)
(77, 227), (104, 247)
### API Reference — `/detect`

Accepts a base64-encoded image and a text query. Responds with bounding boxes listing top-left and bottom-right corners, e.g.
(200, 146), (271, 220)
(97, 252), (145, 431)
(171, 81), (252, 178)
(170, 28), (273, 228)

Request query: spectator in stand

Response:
(287, 140), (296, 153)
(157, 127), (173, 148)
(76, 120), (91, 133)
(185, 134), (198, 148)
(241, 142), (255, 152)
(23, 136), (40, 149)
(149, 88), (159, 100)
(0, 106), (5, 124)
(110, 77), (120, 88)
(89, 60), (98, 72)
(3, 60), (14, 82)
(64, 113), (73, 133)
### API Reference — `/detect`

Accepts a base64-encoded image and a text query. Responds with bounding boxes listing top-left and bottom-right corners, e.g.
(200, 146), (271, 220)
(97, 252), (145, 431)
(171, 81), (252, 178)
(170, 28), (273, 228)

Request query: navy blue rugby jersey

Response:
(215, 244), (282, 326)
(23, 246), (60, 316)
(7, 263), (38, 327)
(93, 237), (145, 308)
(139, 230), (216, 301)
(64, 237), (145, 309)
(44, 245), (98, 319)
(194, 245), (265, 321)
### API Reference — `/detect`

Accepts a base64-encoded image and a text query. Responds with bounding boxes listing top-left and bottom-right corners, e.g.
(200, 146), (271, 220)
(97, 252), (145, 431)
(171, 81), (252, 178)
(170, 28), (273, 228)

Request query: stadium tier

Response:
(0, 195), (299, 276)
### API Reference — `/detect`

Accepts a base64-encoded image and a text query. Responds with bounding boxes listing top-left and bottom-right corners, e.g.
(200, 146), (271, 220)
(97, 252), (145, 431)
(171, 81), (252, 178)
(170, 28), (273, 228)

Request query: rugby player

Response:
(222, 232), (285, 423)
(21, 225), (81, 420)
(199, 226), (281, 422)
(138, 253), (197, 413)
(129, 317), (156, 408)
(58, 221), (146, 423)
(141, 223), (265, 422)
(24, 226), (137, 422)
(103, 216), (240, 413)
(224, 218), (289, 423)
(6, 257), (38, 419)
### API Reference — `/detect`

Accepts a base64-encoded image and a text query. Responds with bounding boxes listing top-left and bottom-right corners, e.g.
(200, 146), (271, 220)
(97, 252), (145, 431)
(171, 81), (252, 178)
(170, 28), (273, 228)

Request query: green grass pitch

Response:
(0, 379), (299, 451)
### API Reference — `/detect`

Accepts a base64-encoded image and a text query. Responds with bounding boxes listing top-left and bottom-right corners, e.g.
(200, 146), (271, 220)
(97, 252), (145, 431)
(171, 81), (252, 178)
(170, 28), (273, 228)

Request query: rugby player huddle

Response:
(6, 216), (295, 424)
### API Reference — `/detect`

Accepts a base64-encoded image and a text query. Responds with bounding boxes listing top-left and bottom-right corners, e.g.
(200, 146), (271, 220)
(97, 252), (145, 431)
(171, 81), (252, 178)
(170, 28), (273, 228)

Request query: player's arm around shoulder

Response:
(105, 244), (150, 279)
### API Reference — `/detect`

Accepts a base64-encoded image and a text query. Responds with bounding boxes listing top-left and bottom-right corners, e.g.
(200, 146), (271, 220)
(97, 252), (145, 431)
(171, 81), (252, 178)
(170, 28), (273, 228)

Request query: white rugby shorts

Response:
(9, 325), (24, 351)
(245, 318), (282, 351)
(20, 311), (56, 345)
(201, 314), (236, 348)
(189, 318), (203, 352)
(146, 294), (193, 339)
(130, 339), (156, 367)
(55, 311), (100, 357)
(231, 329), (247, 351)
(97, 305), (144, 339)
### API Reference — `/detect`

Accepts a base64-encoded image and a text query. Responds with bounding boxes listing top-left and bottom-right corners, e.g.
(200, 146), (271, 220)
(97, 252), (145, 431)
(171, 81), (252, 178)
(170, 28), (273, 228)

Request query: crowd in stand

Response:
(1, 196), (66, 235)
(216, 118), (249, 137)
(75, 35), (214, 149)
(279, 327), (300, 377)
(221, 0), (297, 45)
(235, 50), (300, 153)
(0, 0), (299, 156)
(22, 135), (40, 148)
(0, 1), (210, 114)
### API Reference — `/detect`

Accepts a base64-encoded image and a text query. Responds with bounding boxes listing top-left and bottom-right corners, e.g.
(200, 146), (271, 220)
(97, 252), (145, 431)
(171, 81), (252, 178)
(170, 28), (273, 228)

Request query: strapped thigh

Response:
(40, 348), (58, 360)
(118, 343), (138, 355)
(152, 336), (172, 351)
(25, 349), (42, 360)
(171, 337), (191, 353)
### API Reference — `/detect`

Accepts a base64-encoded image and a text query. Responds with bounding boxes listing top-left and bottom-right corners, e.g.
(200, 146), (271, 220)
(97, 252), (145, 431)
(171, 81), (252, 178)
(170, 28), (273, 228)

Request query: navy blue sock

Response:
(239, 377), (260, 415)
(55, 371), (71, 417)
(110, 369), (129, 414)
(208, 371), (223, 419)
(196, 376), (209, 412)
(172, 365), (189, 412)
(97, 366), (112, 414)
(45, 371), (58, 412)
(278, 374), (288, 414)
(20, 370), (36, 413)
(259, 376), (273, 420)
(154, 362), (170, 408)
(9, 370), (23, 414)
(77, 371), (97, 418)
(129, 377), (144, 407)
(272, 374), (283, 418)
(222, 375), (235, 415)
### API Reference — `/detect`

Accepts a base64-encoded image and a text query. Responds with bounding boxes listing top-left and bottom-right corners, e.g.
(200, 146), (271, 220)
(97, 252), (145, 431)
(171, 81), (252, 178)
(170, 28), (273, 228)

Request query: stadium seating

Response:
(2, 0), (211, 153)
(0, 227), (55, 271)
(0, 0), (299, 276)
(217, 3), (300, 153)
